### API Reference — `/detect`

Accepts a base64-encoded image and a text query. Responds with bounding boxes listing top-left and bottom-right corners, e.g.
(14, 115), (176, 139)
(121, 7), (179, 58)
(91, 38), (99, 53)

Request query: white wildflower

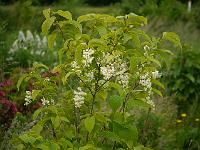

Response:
(26, 30), (34, 42)
(152, 70), (161, 79)
(73, 87), (86, 108)
(24, 91), (32, 106)
(18, 31), (26, 42)
(82, 48), (94, 67)
(139, 73), (152, 91)
(144, 45), (150, 51)
(44, 77), (50, 82)
(9, 40), (19, 53)
(101, 64), (115, 80)
(85, 72), (94, 81)
(35, 34), (42, 48)
(116, 73), (129, 88)
(42, 36), (47, 47)
(71, 61), (82, 74)
(41, 97), (50, 106)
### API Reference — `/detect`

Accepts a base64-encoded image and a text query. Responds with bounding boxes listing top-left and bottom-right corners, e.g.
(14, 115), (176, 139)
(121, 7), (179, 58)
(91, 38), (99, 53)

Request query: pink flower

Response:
(0, 91), (5, 97)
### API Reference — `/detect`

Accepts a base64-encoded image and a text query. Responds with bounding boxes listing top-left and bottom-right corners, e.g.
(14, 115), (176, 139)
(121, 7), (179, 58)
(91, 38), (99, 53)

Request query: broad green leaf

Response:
(162, 32), (182, 49)
(19, 134), (36, 144)
(33, 62), (49, 70)
(152, 79), (165, 89)
(31, 124), (43, 134)
(50, 142), (60, 150)
(108, 95), (123, 113)
(94, 113), (107, 123)
(17, 74), (28, 90)
(55, 10), (72, 20)
(152, 88), (163, 97)
(32, 90), (41, 100)
(60, 116), (70, 123)
(51, 115), (60, 129)
(62, 72), (73, 85)
(99, 131), (121, 142)
(37, 144), (50, 150)
(126, 99), (151, 111)
(48, 32), (57, 49)
(113, 122), (138, 148)
(84, 116), (95, 133)
(42, 17), (56, 35)
(43, 8), (50, 19)
(148, 57), (161, 67)
(127, 13), (147, 26)
(185, 74), (195, 83)
(79, 144), (102, 150)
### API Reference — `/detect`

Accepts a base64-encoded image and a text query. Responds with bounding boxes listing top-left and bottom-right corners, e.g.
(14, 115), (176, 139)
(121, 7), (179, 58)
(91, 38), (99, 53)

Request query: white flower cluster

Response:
(82, 48), (94, 67)
(99, 52), (129, 88)
(152, 70), (161, 79)
(9, 30), (48, 55)
(71, 61), (82, 75)
(73, 87), (87, 108)
(24, 91), (32, 106)
(139, 73), (152, 91)
(41, 97), (55, 106)
(85, 72), (94, 81)
(139, 73), (154, 107)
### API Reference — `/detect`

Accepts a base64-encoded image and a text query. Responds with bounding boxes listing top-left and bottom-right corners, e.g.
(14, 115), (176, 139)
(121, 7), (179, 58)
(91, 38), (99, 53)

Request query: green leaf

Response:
(127, 13), (147, 26)
(51, 115), (60, 129)
(108, 95), (123, 113)
(99, 131), (121, 142)
(19, 134), (36, 144)
(152, 79), (165, 89)
(43, 8), (50, 19)
(55, 10), (72, 20)
(33, 62), (49, 70)
(17, 74), (28, 90)
(185, 74), (195, 83)
(148, 57), (161, 67)
(42, 17), (56, 35)
(62, 72), (73, 85)
(50, 142), (60, 150)
(126, 99), (151, 111)
(31, 124), (43, 134)
(48, 32), (57, 49)
(94, 113), (107, 123)
(162, 32), (182, 49)
(32, 90), (41, 100)
(113, 122), (138, 148)
(152, 88), (163, 97)
(37, 144), (50, 150)
(84, 116), (95, 133)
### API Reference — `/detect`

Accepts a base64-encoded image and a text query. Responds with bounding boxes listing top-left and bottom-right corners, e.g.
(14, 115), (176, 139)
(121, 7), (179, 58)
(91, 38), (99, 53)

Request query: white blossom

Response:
(139, 73), (152, 91)
(73, 87), (86, 108)
(41, 97), (50, 106)
(35, 34), (42, 48)
(24, 91), (32, 106)
(42, 36), (47, 47)
(85, 72), (94, 81)
(71, 61), (82, 74)
(18, 31), (26, 42)
(116, 73), (129, 88)
(100, 64), (115, 80)
(152, 70), (161, 79)
(41, 97), (55, 106)
(82, 48), (94, 67)
(26, 30), (34, 42)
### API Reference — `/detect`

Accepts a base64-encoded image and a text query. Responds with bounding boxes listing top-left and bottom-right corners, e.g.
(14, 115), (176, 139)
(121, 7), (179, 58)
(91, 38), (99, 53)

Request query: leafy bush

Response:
(12, 9), (180, 149)
(167, 44), (200, 120)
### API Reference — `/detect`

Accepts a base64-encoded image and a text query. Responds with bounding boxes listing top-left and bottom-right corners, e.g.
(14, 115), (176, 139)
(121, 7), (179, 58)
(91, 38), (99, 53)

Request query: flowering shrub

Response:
(6, 30), (57, 68)
(14, 9), (181, 149)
